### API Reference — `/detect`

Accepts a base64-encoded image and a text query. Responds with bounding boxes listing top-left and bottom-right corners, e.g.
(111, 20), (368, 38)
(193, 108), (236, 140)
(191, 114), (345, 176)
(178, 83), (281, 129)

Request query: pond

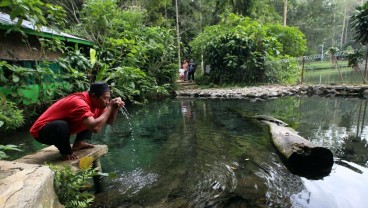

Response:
(303, 68), (365, 84)
(3, 96), (368, 208)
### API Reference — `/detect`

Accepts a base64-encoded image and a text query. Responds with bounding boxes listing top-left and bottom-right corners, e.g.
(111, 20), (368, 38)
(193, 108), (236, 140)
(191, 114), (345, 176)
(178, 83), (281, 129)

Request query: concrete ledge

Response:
(0, 145), (108, 207)
(0, 160), (63, 208)
(14, 145), (108, 169)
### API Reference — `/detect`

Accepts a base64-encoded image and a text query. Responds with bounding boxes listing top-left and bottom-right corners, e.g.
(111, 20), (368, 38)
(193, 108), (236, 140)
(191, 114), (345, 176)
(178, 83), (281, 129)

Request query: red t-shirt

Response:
(30, 92), (105, 138)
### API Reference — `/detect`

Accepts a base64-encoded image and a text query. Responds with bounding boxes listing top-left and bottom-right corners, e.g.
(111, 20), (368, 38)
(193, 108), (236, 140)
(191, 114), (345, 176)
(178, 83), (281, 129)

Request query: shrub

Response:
(0, 99), (24, 131)
(49, 157), (98, 208)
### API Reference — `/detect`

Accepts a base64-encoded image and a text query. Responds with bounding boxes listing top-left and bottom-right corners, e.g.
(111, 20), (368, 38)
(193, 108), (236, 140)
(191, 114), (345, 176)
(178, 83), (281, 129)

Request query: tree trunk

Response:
(335, 59), (344, 82)
(283, 0), (288, 26)
(228, 109), (334, 179)
(175, 0), (181, 69)
(340, 7), (347, 48)
(365, 50), (368, 81)
(254, 115), (334, 179)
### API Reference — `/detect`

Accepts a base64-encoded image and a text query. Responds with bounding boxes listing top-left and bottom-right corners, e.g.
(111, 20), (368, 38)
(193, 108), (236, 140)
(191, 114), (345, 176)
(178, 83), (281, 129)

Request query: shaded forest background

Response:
(43, 0), (364, 55)
(0, 0), (367, 132)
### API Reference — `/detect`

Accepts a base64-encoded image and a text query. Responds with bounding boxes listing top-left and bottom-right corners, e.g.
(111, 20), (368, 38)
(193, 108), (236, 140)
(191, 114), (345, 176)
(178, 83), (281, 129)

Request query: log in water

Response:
(254, 115), (334, 180)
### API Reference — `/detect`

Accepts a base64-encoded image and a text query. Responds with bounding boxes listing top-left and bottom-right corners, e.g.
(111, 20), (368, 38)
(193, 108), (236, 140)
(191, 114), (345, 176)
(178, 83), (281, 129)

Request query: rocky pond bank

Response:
(175, 84), (368, 100)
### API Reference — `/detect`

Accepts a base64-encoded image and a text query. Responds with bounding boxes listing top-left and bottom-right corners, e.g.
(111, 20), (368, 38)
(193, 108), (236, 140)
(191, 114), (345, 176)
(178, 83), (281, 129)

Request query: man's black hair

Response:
(88, 82), (110, 97)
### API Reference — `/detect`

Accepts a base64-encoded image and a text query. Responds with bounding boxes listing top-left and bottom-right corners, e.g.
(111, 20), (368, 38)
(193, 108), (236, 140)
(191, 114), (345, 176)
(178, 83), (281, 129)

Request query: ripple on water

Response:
(109, 168), (159, 196)
(189, 161), (238, 208)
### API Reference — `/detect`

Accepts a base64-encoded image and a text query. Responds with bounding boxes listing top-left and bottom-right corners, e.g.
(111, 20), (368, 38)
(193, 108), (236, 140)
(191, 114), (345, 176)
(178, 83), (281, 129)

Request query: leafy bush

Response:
(265, 24), (307, 57)
(0, 144), (21, 160)
(70, 1), (177, 102)
(0, 60), (70, 108)
(264, 56), (300, 84)
(0, 99), (24, 131)
(190, 13), (306, 85)
(49, 157), (97, 208)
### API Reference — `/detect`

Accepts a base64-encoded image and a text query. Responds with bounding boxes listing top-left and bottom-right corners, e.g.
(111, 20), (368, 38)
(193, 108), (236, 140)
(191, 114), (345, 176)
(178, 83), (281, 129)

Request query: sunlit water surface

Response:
(4, 97), (368, 208)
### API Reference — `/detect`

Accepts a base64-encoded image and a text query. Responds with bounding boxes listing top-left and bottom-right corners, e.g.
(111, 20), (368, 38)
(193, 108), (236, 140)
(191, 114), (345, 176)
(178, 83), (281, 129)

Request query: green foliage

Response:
(72, 2), (177, 102)
(190, 13), (304, 85)
(0, 144), (22, 160)
(0, 0), (66, 30)
(100, 65), (170, 104)
(190, 14), (268, 84)
(0, 61), (66, 107)
(350, 2), (368, 45)
(346, 49), (364, 70)
(73, 0), (120, 44)
(57, 49), (92, 92)
(350, 1), (368, 73)
(49, 164), (97, 208)
(265, 24), (307, 57)
(264, 56), (300, 84)
(250, 0), (282, 24)
(287, 0), (338, 54)
(0, 98), (24, 131)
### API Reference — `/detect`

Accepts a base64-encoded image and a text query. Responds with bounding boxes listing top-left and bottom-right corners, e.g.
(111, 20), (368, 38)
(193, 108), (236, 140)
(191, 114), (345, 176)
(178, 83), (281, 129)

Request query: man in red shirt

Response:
(30, 82), (124, 160)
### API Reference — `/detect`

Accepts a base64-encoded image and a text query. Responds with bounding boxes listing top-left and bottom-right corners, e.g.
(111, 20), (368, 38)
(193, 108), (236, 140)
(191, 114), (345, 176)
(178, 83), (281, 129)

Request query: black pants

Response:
(188, 71), (195, 80)
(36, 120), (92, 155)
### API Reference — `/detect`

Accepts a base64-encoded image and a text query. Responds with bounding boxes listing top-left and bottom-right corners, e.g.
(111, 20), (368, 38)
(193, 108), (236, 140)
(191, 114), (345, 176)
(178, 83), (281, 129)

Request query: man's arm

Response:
(106, 107), (119, 125)
(82, 105), (115, 133)
(106, 97), (124, 125)
(83, 97), (124, 132)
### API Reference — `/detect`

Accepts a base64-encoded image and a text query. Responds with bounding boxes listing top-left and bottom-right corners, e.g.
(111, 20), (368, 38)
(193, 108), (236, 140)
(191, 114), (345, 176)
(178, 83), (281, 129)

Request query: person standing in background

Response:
(179, 67), (185, 81)
(188, 59), (196, 81)
(182, 59), (189, 81)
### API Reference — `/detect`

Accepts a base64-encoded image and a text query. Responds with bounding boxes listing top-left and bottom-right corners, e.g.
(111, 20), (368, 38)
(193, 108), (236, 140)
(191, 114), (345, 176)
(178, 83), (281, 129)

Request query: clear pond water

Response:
(3, 97), (368, 208)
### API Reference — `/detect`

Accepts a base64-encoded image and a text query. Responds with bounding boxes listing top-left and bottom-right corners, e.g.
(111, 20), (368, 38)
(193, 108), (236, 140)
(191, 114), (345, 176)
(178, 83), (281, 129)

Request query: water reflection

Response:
(293, 160), (368, 208)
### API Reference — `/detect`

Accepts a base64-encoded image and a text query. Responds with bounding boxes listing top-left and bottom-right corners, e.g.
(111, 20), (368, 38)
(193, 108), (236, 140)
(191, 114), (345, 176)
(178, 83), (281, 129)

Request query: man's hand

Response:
(110, 97), (125, 108)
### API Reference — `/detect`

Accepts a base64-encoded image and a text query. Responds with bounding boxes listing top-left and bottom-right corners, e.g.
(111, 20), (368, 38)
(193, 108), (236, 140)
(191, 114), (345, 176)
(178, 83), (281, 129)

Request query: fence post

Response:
(301, 56), (305, 84)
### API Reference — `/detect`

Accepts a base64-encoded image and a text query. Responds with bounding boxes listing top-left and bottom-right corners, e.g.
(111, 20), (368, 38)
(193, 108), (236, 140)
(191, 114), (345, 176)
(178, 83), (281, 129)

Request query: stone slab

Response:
(14, 145), (108, 169)
(0, 160), (63, 208)
(0, 145), (109, 207)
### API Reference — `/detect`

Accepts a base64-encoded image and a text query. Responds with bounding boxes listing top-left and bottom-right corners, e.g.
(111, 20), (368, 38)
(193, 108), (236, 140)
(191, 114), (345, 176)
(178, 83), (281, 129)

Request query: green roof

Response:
(0, 12), (94, 46)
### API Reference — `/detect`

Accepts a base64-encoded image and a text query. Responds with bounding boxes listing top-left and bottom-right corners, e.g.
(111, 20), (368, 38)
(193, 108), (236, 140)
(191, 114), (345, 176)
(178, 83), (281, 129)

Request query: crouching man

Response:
(30, 82), (124, 160)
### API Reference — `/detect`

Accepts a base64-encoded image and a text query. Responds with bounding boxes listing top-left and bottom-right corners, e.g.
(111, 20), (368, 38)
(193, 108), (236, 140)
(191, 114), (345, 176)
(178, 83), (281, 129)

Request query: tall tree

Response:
(45, 0), (84, 26)
(287, 0), (338, 54)
(283, 0), (288, 26)
(250, 0), (282, 24)
(175, 0), (181, 68)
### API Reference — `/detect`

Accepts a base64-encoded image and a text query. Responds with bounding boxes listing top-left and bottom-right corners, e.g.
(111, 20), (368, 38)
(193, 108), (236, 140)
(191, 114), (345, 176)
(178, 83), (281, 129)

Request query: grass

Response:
(304, 60), (348, 70)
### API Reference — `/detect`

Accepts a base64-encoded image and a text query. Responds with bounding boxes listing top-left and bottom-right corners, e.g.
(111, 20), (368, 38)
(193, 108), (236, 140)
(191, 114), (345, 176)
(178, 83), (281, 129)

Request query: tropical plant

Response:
(57, 49), (92, 92)
(264, 56), (300, 84)
(0, 0), (66, 30)
(0, 97), (24, 131)
(49, 157), (97, 208)
(265, 24), (307, 57)
(71, 1), (177, 102)
(327, 47), (339, 64)
(0, 60), (66, 108)
(0, 144), (21, 160)
(346, 48), (366, 83)
(347, 49), (364, 71)
(190, 13), (303, 85)
(350, 1), (368, 76)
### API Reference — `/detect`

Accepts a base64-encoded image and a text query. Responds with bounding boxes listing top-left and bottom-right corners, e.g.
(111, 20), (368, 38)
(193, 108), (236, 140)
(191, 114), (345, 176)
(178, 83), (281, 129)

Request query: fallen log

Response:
(255, 115), (334, 179)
